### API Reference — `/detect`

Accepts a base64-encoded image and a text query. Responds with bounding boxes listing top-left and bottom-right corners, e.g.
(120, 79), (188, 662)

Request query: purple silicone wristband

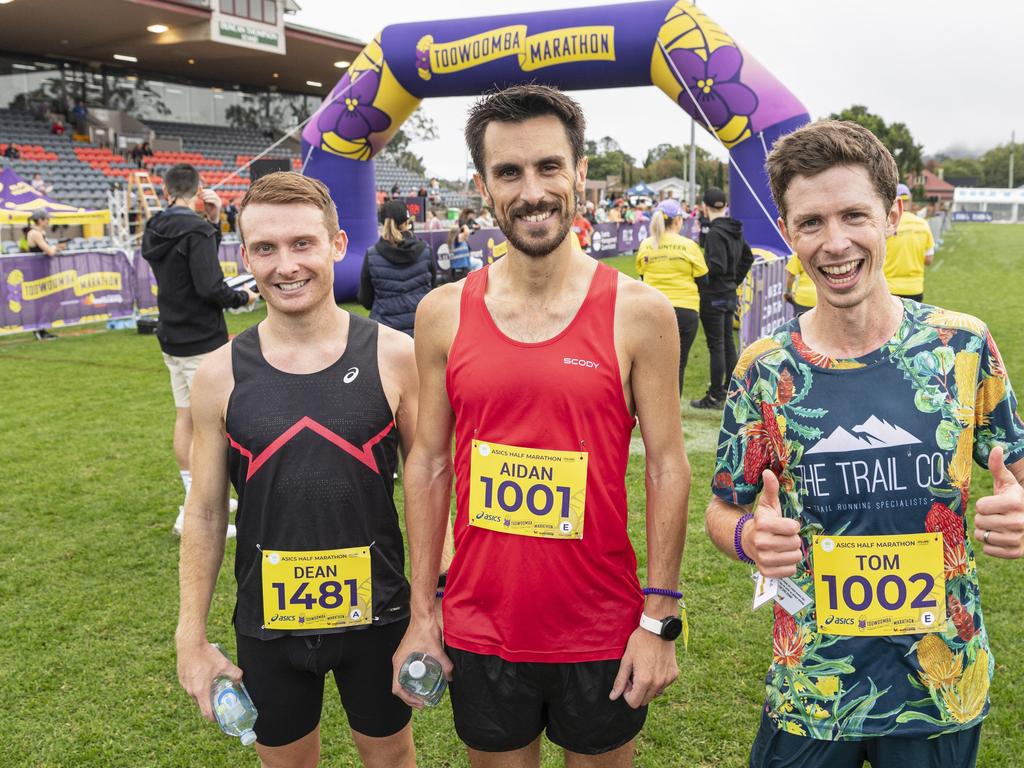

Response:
(734, 513), (755, 564)
(435, 589), (444, 598)
(642, 587), (683, 599)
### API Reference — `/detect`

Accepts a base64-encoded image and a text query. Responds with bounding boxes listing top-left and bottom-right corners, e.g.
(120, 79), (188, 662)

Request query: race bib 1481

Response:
(468, 439), (588, 540)
(261, 547), (372, 630)
(812, 533), (947, 636)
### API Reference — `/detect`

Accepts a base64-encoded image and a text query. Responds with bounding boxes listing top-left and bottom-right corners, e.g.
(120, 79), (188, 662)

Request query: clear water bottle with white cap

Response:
(398, 652), (447, 706)
(210, 644), (258, 746)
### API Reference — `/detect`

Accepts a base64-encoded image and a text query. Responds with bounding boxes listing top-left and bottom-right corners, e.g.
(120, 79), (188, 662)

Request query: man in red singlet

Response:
(176, 173), (421, 767)
(392, 85), (691, 767)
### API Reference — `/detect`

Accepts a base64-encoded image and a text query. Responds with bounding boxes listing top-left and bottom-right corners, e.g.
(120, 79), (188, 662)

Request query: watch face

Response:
(661, 617), (683, 641)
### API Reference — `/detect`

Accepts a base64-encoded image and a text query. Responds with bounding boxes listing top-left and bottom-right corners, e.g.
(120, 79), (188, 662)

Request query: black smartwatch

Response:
(639, 613), (684, 641)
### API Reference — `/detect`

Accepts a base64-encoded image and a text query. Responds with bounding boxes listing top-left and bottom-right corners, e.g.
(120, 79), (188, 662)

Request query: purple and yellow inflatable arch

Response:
(300, 0), (809, 300)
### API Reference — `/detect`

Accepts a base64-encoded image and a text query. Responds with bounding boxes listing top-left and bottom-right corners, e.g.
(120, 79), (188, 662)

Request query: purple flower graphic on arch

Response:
(668, 46), (758, 127)
(317, 69), (391, 141)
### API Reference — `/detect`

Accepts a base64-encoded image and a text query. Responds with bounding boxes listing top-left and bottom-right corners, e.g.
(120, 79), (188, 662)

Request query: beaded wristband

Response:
(734, 513), (755, 564)
(435, 589), (444, 598)
(642, 587), (683, 600)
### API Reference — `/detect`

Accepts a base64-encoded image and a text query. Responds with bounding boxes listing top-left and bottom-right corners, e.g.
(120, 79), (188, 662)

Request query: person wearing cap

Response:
(22, 210), (64, 339)
(636, 197), (709, 394)
(884, 183), (935, 302)
(359, 200), (436, 336)
(24, 209), (64, 257)
(692, 187), (754, 409)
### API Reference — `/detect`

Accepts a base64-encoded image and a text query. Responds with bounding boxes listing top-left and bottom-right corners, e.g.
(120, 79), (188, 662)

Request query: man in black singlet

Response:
(175, 172), (420, 767)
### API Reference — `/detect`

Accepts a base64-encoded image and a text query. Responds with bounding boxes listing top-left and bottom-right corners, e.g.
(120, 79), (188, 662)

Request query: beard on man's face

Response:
(493, 194), (576, 259)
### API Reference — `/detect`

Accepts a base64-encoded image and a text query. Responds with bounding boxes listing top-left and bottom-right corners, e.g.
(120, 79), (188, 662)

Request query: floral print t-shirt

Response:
(712, 299), (1024, 740)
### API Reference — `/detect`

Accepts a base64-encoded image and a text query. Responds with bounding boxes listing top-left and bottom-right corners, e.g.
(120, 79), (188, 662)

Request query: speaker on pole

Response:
(249, 158), (292, 181)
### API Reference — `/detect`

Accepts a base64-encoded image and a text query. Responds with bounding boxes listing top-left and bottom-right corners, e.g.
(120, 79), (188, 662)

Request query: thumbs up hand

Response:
(742, 470), (803, 577)
(973, 445), (1024, 559)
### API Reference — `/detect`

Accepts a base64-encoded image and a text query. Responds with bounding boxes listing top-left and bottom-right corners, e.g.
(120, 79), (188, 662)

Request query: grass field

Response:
(1, 223), (1022, 767)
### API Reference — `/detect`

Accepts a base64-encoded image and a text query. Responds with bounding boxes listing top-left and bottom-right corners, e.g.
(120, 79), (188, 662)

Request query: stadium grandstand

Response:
(0, 0), (469, 252)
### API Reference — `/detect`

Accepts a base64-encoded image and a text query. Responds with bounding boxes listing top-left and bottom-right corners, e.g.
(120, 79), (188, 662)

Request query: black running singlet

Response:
(226, 313), (408, 640)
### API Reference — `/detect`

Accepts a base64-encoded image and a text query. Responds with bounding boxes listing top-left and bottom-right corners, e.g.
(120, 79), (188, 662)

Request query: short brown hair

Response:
(465, 84), (586, 178)
(238, 171), (339, 242)
(766, 119), (898, 223)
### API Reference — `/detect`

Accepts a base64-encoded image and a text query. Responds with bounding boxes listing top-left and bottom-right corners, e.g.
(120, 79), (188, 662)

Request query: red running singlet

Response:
(443, 263), (643, 662)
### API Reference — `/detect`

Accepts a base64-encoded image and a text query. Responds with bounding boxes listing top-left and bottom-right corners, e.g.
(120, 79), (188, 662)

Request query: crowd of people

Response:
(138, 84), (1024, 768)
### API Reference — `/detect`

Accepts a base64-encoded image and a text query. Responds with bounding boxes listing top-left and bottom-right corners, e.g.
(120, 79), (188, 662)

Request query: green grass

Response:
(0, 223), (1021, 766)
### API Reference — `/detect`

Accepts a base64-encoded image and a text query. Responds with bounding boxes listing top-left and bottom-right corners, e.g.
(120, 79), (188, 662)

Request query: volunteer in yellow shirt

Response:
(636, 197), (709, 394)
(784, 253), (817, 314)
(884, 183), (935, 301)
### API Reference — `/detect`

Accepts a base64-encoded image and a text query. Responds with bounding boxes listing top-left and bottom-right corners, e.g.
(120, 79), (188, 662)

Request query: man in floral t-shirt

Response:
(705, 119), (1024, 768)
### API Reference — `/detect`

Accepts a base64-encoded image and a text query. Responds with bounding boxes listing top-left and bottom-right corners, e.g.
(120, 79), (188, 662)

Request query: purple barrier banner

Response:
(414, 221), (686, 263)
(1, 250), (134, 334)
(590, 223), (620, 257)
(739, 254), (793, 348)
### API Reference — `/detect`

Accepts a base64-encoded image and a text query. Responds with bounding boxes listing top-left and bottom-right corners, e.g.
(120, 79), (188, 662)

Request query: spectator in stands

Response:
(31, 173), (54, 197)
(376, 187), (387, 207)
(595, 203), (609, 223)
(691, 186), (754, 409)
(476, 207), (494, 228)
(140, 141), (153, 160)
(417, 185), (428, 198)
(429, 177), (441, 203)
(390, 182), (401, 197)
(583, 200), (597, 226)
(358, 200), (435, 336)
(142, 163), (257, 536)
(130, 143), (144, 168)
(71, 100), (88, 133)
(3, 143), (19, 160)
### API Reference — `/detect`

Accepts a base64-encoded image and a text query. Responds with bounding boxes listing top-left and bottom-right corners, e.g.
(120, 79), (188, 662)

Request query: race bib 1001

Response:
(468, 439), (588, 540)
(261, 547), (372, 630)
(812, 533), (946, 636)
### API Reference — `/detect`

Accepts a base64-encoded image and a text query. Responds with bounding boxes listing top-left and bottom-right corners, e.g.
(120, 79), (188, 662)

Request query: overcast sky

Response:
(290, 0), (1022, 181)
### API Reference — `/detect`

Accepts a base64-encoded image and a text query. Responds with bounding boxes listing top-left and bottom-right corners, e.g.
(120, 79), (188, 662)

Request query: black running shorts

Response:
(446, 645), (647, 755)
(236, 618), (411, 748)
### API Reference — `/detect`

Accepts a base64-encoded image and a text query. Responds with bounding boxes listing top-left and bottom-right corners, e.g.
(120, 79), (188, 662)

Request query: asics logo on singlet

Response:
(343, 367), (359, 383)
(563, 357), (600, 369)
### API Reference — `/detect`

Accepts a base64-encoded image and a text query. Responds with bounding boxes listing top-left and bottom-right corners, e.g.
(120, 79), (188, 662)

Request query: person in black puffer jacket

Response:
(691, 187), (754, 409)
(358, 200), (436, 336)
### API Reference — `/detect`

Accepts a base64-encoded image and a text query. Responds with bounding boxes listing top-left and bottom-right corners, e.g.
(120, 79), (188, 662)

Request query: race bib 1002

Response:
(261, 547), (372, 630)
(812, 533), (946, 636)
(468, 439), (588, 540)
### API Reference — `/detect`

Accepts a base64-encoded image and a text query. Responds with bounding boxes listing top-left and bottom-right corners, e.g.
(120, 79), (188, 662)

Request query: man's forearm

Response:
(176, 501), (229, 647)
(705, 496), (751, 561)
(643, 458), (690, 613)
(403, 454), (454, 620)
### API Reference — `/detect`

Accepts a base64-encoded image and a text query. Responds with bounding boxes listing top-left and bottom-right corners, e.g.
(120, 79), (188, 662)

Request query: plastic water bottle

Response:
(398, 652), (447, 706)
(210, 645), (258, 746)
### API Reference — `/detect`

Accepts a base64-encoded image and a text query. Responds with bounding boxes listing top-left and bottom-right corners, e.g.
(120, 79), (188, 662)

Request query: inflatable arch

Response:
(300, 0), (810, 300)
